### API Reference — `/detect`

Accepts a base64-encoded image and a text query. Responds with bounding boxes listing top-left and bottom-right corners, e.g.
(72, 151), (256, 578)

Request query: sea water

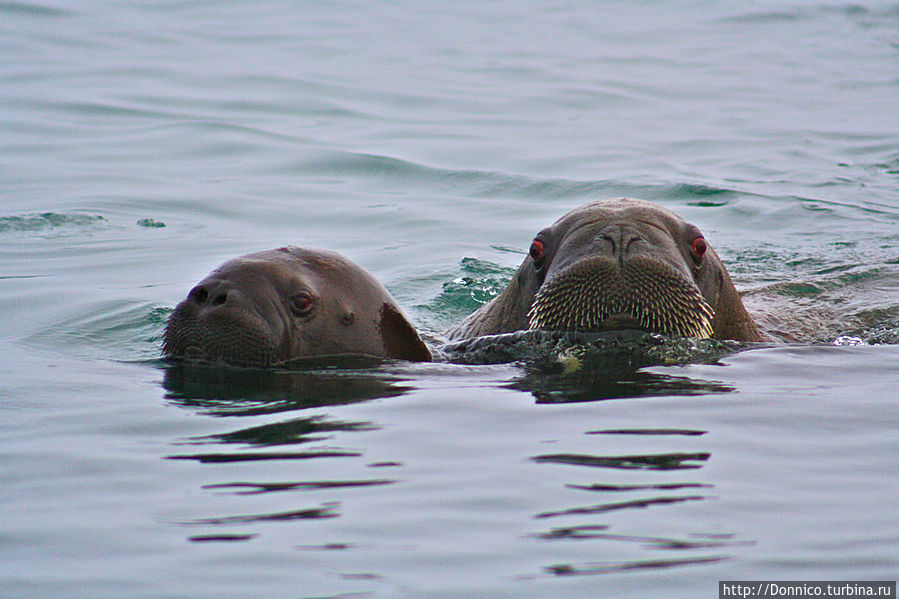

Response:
(1, 1), (898, 597)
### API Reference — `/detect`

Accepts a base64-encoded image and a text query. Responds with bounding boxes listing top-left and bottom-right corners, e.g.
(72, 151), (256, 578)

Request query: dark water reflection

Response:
(525, 423), (736, 579)
(162, 361), (405, 465)
(160, 360), (412, 547)
(162, 357), (413, 416)
(190, 416), (377, 447)
(162, 335), (739, 411)
(443, 329), (741, 402)
(150, 345), (891, 589)
(159, 355), (741, 571)
(532, 452), (711, 470)
(180, 504), (341, 526)
(511, 364), (736, 403)
(203, 479), (396, 495)
(539, 555), (729, 578)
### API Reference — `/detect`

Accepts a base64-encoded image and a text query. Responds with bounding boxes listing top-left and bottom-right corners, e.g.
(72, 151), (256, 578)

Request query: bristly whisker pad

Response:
(526, 256), (715, 339)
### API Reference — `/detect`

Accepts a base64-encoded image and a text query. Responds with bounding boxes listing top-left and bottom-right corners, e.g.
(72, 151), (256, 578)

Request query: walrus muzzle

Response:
(526, 256), (715, 339)
(163, 306), (281, 367)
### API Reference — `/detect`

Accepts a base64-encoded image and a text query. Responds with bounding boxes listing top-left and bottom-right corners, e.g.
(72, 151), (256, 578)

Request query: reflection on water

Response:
(532, 452), (711, 470)
(163, 358), (413, 415)
(203, 479), (396, 495)
(526, 425), (747, 580)
(568, 482), (711, 492)
(587, 428), (706, 436)
(188, 416), (377, 447)
(188, 533), (258, 543)
(160, 359), (413, 556)
(539, 555), (728, 577)
(167, 449), (362, 464)
(534, 526), (745, 550)
(512, 366), (735, 403)
(151, 343), (897, 588)
(159, 355), (748, 581)
(443, 329), (741, 403)
(163, 334), (739, 409)
(535, 495), (708, 519)
(179, 504), (341, 526)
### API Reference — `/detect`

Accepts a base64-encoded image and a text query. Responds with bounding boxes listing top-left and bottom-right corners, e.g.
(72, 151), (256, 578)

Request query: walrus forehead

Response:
(227, 251), (380, 294)
(252, 246), (354, 272)
(211, 259), (318, 303)
(561, 198), (687, 225)
(216, 256), (306, 280)
(555, 207), (688, 243)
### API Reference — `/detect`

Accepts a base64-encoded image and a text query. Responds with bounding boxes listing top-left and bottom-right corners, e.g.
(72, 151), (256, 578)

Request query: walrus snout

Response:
(163, 297), (282, 366)
(595, 224), (653, 264)
(527, 255), (716, 338)
(186, 276), (250, 314)
(187, 281), (226, 308)
(163, 275), (284, 366)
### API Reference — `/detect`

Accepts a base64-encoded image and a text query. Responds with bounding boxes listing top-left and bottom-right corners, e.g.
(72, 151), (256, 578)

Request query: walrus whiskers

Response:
(527, 257), (715, 339)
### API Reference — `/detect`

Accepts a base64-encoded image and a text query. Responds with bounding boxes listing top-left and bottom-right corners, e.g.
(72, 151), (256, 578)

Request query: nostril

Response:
(189, 286), (209, 304)
(211, 292), (227, 306)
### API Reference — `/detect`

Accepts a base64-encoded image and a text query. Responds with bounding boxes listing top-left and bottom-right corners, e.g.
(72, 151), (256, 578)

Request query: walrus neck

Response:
(710, 268), (765, 341)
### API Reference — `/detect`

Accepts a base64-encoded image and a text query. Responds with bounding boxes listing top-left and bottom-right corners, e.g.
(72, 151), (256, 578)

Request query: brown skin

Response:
(163, 247), (431, 366)
(447, 198), (763, 342)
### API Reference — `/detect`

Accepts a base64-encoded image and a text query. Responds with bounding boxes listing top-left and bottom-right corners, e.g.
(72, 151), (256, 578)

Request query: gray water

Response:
(2, 1), (898, 597)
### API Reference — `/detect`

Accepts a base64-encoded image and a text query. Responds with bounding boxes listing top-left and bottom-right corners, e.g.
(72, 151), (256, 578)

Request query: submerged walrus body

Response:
(163, 247), (431, 366)
(448, 198), (763, 342)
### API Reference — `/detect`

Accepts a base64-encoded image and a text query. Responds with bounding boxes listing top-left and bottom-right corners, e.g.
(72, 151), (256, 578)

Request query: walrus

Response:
(163, 246), (431, 366)
(447, 198), (763, 342)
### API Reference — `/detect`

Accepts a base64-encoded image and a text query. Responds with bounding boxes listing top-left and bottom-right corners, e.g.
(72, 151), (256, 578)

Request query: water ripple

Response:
(535, 495), (708, 519)
(532, 452), (711, 471)
(203, 479), (396, 495)
(0, 1), (73, 17)
(167, 450), (362, 463)
(180, 503), (340, 525)
(185, 416), (378, 447)
(541, 555), (727, 577)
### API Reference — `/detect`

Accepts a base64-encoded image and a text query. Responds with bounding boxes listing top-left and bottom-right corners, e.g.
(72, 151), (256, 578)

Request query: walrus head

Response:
(163, 247), (431, 366)
(447, 199), (762, 342)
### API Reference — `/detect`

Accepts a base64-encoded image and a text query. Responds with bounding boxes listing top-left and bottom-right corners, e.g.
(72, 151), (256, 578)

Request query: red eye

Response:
(529, 239), (545, 263)
(289, 293), (314, 317)
(691, 236), (707, 260)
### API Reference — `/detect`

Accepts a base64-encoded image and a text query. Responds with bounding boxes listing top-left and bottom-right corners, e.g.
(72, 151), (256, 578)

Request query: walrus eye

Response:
(691, 236), (707, 261)
(529, 239), (546, 265)
(289, 293), (314, 317)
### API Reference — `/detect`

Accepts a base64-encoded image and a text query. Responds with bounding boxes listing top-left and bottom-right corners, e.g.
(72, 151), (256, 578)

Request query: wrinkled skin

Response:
(163, 247), (431, 366)
(447, 198), (763, 342)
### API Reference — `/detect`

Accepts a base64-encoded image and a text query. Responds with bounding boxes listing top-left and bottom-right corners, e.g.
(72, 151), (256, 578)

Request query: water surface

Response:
(1, 1), (898, 597)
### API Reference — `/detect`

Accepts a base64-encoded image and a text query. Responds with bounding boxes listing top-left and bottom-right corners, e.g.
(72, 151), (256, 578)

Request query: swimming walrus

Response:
(163, 246), (431, 366)
(447, 198), (764, 342)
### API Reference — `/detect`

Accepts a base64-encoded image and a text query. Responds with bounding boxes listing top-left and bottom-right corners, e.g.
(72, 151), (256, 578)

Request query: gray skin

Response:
(447, 198), (763, 342)
(163, 247), (431, 366)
